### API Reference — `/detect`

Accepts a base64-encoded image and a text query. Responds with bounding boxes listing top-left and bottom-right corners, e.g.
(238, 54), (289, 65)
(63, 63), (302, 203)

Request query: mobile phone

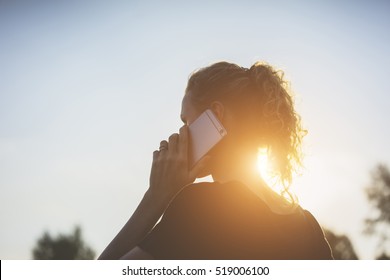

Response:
(188, 109), (227, 167)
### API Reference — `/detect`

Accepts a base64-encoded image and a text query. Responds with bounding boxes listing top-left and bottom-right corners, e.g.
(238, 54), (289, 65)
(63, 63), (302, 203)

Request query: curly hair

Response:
(185, 61), (306, 195)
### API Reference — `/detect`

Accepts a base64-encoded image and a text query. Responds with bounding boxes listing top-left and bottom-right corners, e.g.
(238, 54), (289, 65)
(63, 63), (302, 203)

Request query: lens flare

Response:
(257, 148), (272, 183)
(257, 148), (282, 192)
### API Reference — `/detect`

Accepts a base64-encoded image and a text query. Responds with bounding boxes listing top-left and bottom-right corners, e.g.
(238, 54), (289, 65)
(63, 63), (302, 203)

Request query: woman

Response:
(99, 61), (333, 260)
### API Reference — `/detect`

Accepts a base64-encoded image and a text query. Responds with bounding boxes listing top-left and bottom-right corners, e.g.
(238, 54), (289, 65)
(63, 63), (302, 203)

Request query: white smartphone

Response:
(188, 109), (227, 167)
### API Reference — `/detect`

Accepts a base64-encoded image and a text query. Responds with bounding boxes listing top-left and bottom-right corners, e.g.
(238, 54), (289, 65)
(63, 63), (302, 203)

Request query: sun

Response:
(257, 149), (267, 175)
(256, 148), (299, 203)
(257, 148), (271, 182)
(256, 148), (279, 191)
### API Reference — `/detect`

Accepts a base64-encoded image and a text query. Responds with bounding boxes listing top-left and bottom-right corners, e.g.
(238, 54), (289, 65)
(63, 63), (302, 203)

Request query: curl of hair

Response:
(186, 61), (306, 198)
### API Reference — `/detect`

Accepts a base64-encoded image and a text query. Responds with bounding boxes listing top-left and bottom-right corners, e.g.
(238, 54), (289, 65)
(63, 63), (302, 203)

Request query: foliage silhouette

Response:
(323, 229), (358, 259)
(32, 225), (95, 260)
(364, 164), (390, 259)
(375, 252), (390, 260)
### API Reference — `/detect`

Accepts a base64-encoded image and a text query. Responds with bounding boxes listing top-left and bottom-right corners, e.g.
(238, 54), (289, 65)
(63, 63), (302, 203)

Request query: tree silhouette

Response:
(323, 229), (358, 259)
(364, 164), (390, 259)
(32, 225), (95, 260)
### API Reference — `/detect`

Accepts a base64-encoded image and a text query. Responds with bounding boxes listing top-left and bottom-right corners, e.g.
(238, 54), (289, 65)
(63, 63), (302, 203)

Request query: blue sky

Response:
(1, 0), (389, 259)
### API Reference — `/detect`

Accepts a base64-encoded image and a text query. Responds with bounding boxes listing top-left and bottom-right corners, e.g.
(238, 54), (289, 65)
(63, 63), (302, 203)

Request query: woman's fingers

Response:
(159, 140), (168, 154)
(178, 125), (188, 157)
(159, 140), (168, 148)
(162, 126), (188, 159)
(148, 125), (207, 200)
(168, 133), (179, 153)
(153, 150), (159, 161)
(150, 126), (192, 193)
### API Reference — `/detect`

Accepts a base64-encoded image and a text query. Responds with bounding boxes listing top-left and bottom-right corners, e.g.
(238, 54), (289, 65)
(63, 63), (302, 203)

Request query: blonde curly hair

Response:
(185, 61), (306, 196)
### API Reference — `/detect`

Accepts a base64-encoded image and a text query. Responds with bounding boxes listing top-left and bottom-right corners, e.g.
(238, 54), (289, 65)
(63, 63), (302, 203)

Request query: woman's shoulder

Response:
(175, 181), (244, 201)
(172, 181), (318, 225)
(164, 181), (333, 259)
(170, 181), (234, 210)
(175, 180), (261, 204)
(300, 209), (329, 242)
(296, 209), (333, 259)
(165, 181), (220, 212)
(169, 180), (275, 219)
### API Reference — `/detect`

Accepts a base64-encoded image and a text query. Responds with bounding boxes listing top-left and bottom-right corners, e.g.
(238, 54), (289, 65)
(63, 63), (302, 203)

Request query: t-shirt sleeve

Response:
(137, 186), (203, 259)
(303, 210), (334, 260)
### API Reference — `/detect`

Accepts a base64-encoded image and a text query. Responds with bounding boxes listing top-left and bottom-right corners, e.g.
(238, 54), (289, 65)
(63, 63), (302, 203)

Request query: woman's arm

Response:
(98, 125), (210, 260)
(98, 189), (170, 260)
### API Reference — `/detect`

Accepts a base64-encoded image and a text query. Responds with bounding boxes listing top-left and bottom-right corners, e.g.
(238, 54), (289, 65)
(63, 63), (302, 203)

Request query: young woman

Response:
(99, 61), (333, 260)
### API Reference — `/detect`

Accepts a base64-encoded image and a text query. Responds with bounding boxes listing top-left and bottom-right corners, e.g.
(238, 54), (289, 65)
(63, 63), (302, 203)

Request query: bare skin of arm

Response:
(98, 125), (209, 260)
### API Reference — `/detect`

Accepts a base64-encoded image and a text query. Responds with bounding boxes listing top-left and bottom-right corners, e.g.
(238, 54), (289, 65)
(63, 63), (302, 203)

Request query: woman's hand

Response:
(148, 125), (210, 200)
(99, 126), (210, 260)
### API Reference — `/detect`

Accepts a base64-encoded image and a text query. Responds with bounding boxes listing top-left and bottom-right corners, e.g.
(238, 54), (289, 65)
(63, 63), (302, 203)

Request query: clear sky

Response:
(1, 0), (389, 259)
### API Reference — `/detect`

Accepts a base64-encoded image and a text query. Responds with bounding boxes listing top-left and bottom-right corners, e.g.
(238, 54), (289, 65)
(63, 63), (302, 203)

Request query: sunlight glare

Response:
(256, 148), (282, 193)
(257, 148), (272, 185)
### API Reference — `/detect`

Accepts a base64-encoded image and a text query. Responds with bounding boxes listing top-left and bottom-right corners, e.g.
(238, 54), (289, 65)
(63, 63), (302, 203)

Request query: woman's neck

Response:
(211, 154), (297, 215)
(211, 159), (264, 187)
(211, 149), (261, 185)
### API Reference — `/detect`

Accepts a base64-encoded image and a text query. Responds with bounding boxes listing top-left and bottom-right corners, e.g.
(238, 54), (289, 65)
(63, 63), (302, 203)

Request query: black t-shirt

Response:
(138, 180), (333, 259)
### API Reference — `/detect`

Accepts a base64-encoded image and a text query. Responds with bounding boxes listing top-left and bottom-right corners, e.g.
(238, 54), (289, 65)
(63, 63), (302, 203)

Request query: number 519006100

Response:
(215, 266), (269, 276)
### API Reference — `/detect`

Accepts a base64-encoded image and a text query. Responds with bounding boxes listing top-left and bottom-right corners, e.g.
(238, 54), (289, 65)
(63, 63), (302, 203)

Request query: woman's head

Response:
(181, 61), (305, 188)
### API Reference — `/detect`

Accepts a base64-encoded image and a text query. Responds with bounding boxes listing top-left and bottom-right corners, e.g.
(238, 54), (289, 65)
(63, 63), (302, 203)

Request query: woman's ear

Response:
(210, 101), (225, 123)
